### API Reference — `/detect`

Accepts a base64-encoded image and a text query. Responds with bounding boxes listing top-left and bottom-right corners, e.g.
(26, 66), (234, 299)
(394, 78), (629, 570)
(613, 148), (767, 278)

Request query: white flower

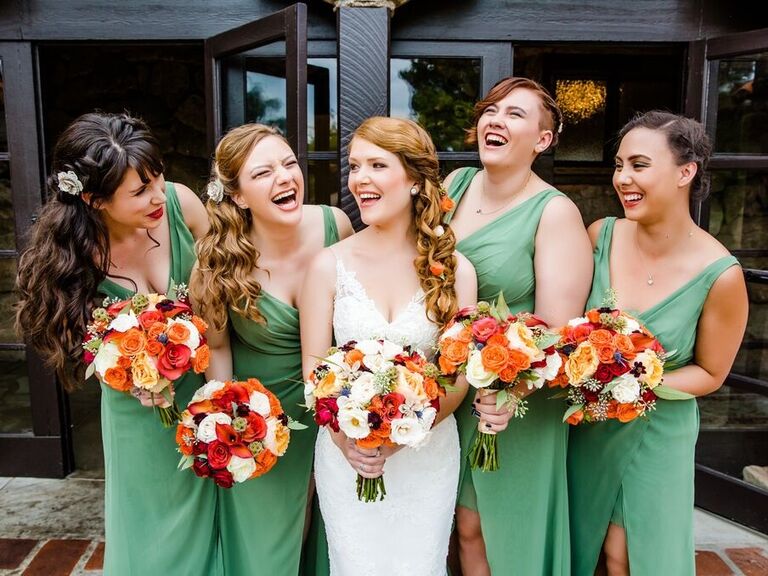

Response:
(108, 311), (139, 332)
(350, 373), (379, 405)
(356, 340), (383, 356)
(394, 365), (428, 404)
(542, 350), (563, 381)
(440, 321), (465, 341)
(167, 318), (200, 350)
(191, 379), (226, 403)
(381, 340), (404, 360)
(433, 225), (445, 237)
(325, 350), (346, 368)
(465, 349), (497, 388)
(196, 413), (233, 443)
(390, 416), (428, 447)
(206, 178), (224, 203)
(337, 404), (371, 439)
(419, 406), (437, 430)
(363, 354), (393, 373)
(262, 417), (279, 453)
(180, 410), (195, 428)
(621, 316), (641, 335)
(505, 322), (544, 362)
(247, 391), (271, 417)
(227, 455), (256, 483)
(93, 342), (121, 376)
(304, 380), (317, 410)
(57, 170), (83, 196)
(611, 374), (641, 404)
(567, 317), (589, 327)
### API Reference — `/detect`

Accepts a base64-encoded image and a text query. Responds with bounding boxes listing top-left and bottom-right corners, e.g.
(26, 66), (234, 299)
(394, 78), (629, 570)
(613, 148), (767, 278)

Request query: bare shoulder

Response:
(172, 181), (208, 238)
(454, 250), (478, 303)
(540, 193), (584, 227)
(330, 206), (354, 239)
(174, 181), (204, 213)
(587, 218), (607, 245)
(306, 245), (339, 281)
(454, 250), (476, 281)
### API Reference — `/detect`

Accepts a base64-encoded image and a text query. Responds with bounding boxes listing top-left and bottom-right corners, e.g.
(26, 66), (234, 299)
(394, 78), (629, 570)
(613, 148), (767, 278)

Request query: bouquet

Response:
(436, 295), (561, 471)
(83, 282), (209, 426)
(555, 298), (686, 425)
(176, 378), (305, 488)
(304, 339), (447, 502)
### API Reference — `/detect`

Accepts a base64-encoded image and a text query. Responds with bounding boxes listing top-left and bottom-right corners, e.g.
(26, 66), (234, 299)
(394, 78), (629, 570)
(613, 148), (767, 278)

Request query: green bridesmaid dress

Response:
(98, 183), (222, 576)
(446, 167), (571, 575)
(218, 205), (339, 575)
(568, 217), (739, 575)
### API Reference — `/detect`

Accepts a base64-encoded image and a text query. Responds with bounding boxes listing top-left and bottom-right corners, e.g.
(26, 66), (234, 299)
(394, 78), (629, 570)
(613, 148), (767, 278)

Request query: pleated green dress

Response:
(568, 217), (739, 575)
(219, 205), (339, 575)
(447, 167), (571, 575)
(98, 183), (222, 576)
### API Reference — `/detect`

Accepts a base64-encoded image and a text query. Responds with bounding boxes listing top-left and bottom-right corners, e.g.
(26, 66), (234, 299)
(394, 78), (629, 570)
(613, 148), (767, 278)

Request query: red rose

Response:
(192, 458), (211, 478)
(138, 310), (165, 330)
(471, 317), (500, 343)
(212, 469), (235, 488)
(609, 362), (630, 377)
(240, 412), (267, 443)
(315, 397), (339, 432)
(594, 364), (614, 383)
(582, 389), (599, 403)
(642, 389), (657, 403)
(207, 440), (232, 470)
(157, 343), (192, 380)
(381, 393), (406, 421)
(192, 440), (207, 456)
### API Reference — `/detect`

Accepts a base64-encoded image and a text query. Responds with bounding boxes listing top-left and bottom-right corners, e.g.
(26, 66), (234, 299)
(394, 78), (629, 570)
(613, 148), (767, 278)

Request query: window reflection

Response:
(555, 79), (607, 162)
(715, 52), (768, 154)
(708, 169), (768, 251)
(245, 60), (287, 133)
(0, 58), (6, 152)
(308, 160), (338, 207)
(308, 58), (337, 152)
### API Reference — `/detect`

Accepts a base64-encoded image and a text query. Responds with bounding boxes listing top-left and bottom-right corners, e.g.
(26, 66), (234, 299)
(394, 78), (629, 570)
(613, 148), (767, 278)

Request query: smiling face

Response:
(613, 126), (696, 220)
(476, 88), (553, 169)
(232, 135), (304, 225)
(348, 137), (417, 227)
(96, 167), (166, 230)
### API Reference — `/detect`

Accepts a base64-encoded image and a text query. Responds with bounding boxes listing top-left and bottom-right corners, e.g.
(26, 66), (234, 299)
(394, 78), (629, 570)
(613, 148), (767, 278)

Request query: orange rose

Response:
(498, 365), (519, 383)
(440, 196), (455, 212)
(356, 434), (384, 450)
(588, 329), (614, 347)
(441, 338), (469, 365)
(457, 327), (473, 344)
(586, 309), (602, 324)
(145, 340), (164, 357)
(193, 344), (210, 374)
(147, 321), (166, 341)
(614, 334), (636, 360)
(596, 344), (617, 364)
(423, 377), (439, 399)
(191, 315), (208, 334)
(167, 322), (191, 345)
(253, 449), (278, 478)
(481, 344), (510, 373)
(547, 353), (569, 388)
(439, 354), (458, 375)
(565, 341), (600, 384)
(117, 355), (132, 369)
(617, 403), (642, 423)
(104, 366), (131, 392)
(507, 348), (532, 372)
(430, 262), (445, 276)
(566, 409), (584, 425)
(372, 420), (392, 439)
(487, 333), (509, 347)
(345, 348), (365, 366)
(118, 328), (146, 356)
(606, 400), (619, 419)
(176, 425), (195, 456)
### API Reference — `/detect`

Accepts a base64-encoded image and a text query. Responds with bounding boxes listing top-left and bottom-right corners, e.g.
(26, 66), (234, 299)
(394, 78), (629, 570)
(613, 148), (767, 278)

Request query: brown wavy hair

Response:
(352, 117), (458, 329)
(190, 124), (289, 331)
(15, 112), (164, 390)
(465, 76), (563, 154)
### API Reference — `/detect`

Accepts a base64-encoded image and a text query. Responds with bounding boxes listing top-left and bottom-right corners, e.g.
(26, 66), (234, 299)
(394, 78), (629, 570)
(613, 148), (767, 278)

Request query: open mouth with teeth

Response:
(271, 189), (298, 209)
(485, 133), (508, 147)
(621, 192), (644, 207)
(358, 192), (381, 207)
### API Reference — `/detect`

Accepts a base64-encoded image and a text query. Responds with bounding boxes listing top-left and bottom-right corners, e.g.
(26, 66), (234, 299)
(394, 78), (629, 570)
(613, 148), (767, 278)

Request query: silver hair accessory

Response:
(433, 225), (445, 238)
(557, 122), (564, 134)
(57, 171), (84, 196)
(206, 178), (224, 203)
(410, 186), (419, 197)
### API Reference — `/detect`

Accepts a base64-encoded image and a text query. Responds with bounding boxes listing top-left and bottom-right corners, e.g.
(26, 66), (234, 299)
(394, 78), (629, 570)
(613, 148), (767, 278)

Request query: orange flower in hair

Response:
(440, 195), (455, 212)
(430, 262), (445, 276)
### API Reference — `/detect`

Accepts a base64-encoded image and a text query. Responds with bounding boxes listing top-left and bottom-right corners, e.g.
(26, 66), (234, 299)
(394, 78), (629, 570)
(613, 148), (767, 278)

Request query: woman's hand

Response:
(330, 430), (389, 478)
(474, 389), (517, 433)
(132, 387), (172, 408)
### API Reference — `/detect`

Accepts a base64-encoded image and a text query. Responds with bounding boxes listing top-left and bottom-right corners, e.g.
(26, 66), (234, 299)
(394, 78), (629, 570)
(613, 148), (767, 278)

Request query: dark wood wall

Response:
(1, 0), (765, 42)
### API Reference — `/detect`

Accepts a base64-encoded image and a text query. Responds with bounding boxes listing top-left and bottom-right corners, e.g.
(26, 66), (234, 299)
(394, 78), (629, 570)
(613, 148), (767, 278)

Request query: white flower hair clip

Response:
(557, 122), (564, 134)
(206, 178), (224, 203)
(433, 225), (445, 238)
(57, 170), (83, 196)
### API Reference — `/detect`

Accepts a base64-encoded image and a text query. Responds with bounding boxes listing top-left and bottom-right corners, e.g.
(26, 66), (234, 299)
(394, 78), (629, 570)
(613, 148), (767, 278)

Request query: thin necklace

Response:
(476, 170), (532, 216)
(634, 227), (694, 286)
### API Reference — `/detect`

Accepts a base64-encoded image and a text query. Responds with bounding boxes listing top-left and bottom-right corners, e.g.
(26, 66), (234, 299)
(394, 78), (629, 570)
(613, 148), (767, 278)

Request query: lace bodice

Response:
(333, 256), (439, 357)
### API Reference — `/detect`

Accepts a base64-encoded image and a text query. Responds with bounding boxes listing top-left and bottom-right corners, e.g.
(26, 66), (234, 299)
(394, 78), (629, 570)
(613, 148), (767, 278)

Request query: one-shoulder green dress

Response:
(218, 205), (339, 575)
(568, 217), (739, 575)
(447, 167), (571, 575)
(98, 183), (222, 576)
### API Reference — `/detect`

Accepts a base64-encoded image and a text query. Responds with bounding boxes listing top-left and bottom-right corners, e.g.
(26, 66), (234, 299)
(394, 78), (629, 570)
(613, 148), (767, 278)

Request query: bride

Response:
(300, 116), (476, 575)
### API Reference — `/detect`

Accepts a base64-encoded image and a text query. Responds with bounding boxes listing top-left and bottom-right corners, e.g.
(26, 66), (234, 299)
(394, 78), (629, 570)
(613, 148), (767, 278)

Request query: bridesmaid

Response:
(443, 77), (593, 575)
(568, 111), (748, 575)
(189, 123), (352, 575)
(15, 112), (221, 575)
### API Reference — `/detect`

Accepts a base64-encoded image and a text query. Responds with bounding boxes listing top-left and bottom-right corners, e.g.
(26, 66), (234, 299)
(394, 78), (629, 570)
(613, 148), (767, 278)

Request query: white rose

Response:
(440, 321), (465, 341)
(262, 417), (279, 453)
(542, 350), (563, 381)
(180, 410), (195, 428)
(622, 316), (641, 335)
(326, 351), (346, 369)
(419, 406), (437, 431)
(108, 311), (139, 333)
(363, 354), (393, 373)
(394, 365), (428, 404)
(337, 404), (371, 439)
(304, 380), (317, 410)
(465, 349), (497, 389)
(227, 455), (256, 483)
(567, 316), (589, 327)
(93, 342), (121, 377)
(356, 340), (382, 356)
(390, 416), (428, 447)
(381, 340), (404, 360)
(350, 373), (379, 405)
(196, 413), (232, 443)
(611, 374), (641, 404)
(248, 391), (271, 417)
(191, 379), (226, 403)
(167, 318), (200, 350)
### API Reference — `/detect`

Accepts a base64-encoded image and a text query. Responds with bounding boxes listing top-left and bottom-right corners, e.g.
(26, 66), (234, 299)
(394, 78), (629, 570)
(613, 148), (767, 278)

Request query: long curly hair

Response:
(190, 124), (289, 331)
(352, 117), (458, 329)
(15, 112), (164, 391)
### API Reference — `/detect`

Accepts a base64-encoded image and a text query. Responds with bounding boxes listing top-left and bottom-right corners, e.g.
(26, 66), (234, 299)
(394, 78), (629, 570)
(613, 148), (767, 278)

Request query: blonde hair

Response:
(352, 117), (458, 329)
(190, 124), (288, 331)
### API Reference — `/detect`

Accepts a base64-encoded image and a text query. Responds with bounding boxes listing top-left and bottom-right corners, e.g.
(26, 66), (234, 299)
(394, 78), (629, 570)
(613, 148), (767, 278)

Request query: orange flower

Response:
(507, 348), (532, 372)
(423, 377), (439, 399)
(547, 353), (569, 388)
(430, 262), (445, 276)
(117, 355), (132, 369)
(440, 338), (469, 365)
(571, 324), (594, 344)
(586, 309), (602, 324)
(630, 332), (657, 353)
(606, 400), (619, 419)
(565, 342), (599, 384)
(118, 328), (146, 356)
(481, 344), (510, 373)
(253, 449), (278, 478)
(439, 354), (458, 375)
(457, 327), (473, 344)
(566, 409), (584, 425)
(373, 420), (392, 439)
(487, 333), (509, 347)
(596, 344), (617, 364)
(588, 329), (614, 347)
(356, 434), (384, 450)
(617, 403), (642, 423)
(191, 315), (208, 334)
(104, 366), (131, 392)
(147, 321), (166, 341)
(440, 196), (455, 212)
(167, 322), (191, 345)
(345, 348), (364, 366)
(614, 334), (636, 360)
(193, 344), (210, 374)
(498, 365), (519, 383)
(176, 425), (195, 456)
(145, 340), (164, 356)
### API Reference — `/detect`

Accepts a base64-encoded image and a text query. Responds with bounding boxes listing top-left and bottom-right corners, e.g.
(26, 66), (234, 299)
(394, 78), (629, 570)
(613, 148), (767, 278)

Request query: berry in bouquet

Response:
(436, 293), (562, 471)
(304, 339), (448, 502)
(82, 282), (209, 426)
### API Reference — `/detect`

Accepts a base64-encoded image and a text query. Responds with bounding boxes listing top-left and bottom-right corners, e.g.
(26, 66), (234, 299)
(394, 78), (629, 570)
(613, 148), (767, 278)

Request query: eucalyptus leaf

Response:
(495, 291), (511, 319)
(85, 362), (96, 381)
(495, 389), (508, 411)
(563, 403), (584, 423)
(537, 332), (561, 349)
(178, 454), (194, 470)
(601, 379), (621, 394)
(288, 418), (309, 431)
(653, 385), (694, 400)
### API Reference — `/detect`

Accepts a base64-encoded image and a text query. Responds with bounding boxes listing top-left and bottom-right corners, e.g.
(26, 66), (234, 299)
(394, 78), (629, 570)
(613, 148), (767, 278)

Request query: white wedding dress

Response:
(314, 255), (460, 576)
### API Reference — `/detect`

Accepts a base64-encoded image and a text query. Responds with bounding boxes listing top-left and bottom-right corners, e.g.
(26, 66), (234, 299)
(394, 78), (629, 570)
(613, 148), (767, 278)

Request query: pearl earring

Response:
(410, 186), (419, 197)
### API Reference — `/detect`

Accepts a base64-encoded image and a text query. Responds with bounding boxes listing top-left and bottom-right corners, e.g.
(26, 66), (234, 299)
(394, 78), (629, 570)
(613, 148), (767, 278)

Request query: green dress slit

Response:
(567, 217), (739, 575)
(446, 167), (571, 575)
(98, 182), (222, 576)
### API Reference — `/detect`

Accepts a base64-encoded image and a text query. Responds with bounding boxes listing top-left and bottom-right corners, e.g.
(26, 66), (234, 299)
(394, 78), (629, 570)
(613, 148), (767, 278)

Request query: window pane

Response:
(0, 258), (17, 344)
(714, 53), (768, 154)
(244, 58), (287, 132)
(308, 58), (337, 152)
(555, 80), (607, 162)
(0, 58), (7, 152)
(390, 58), (481, 152)
(308, 159), (339, 207)
(558, 181), (623, 226)
(0, 349), (32, 434)
(0, 161), (14, 249)
(708, 169), (768, 251)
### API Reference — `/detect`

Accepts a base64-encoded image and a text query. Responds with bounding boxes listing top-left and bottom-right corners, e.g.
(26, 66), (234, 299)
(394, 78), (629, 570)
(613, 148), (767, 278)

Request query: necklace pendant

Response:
(647, 277), (654, 286)
(476, 208), (482, 214)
